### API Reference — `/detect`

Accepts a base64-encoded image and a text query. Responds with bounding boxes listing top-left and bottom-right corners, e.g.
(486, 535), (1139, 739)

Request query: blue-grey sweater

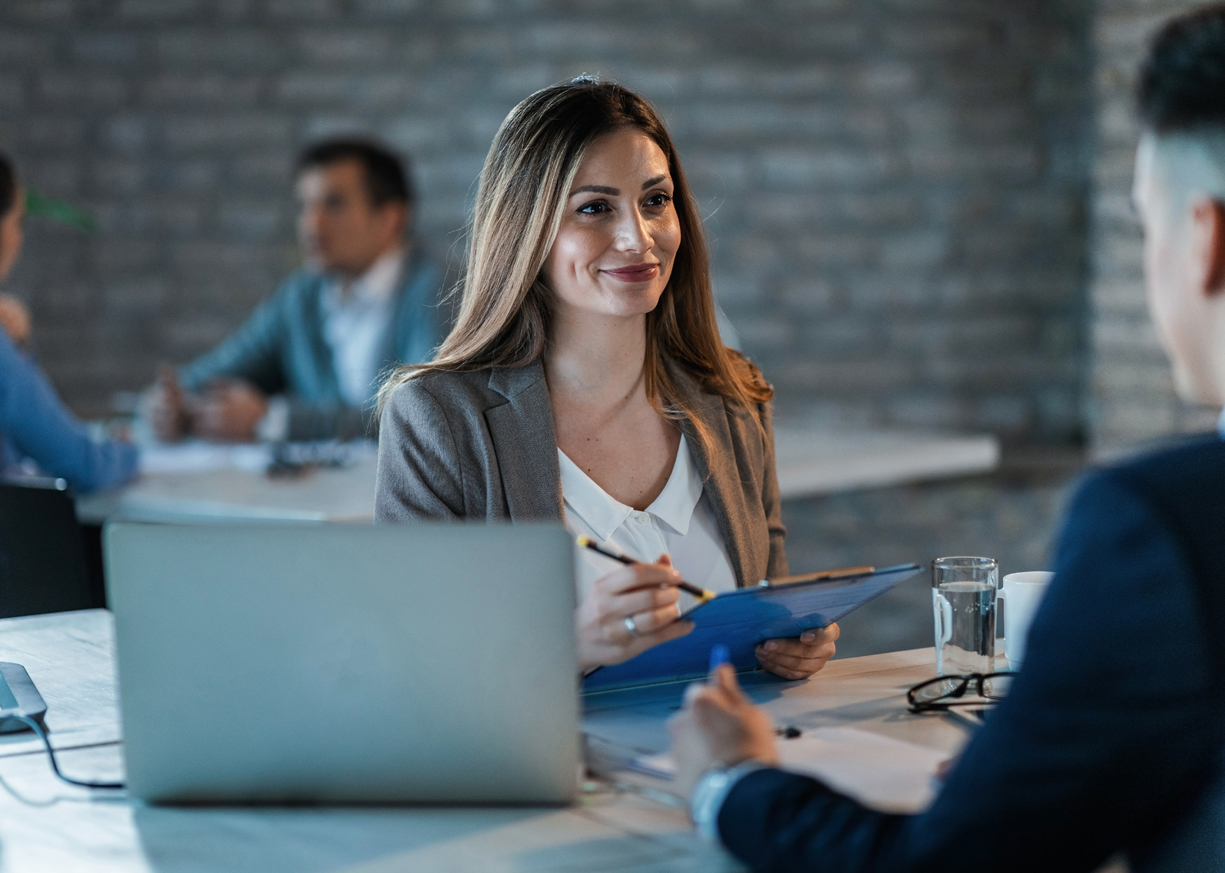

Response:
(0, 330), (138, 494)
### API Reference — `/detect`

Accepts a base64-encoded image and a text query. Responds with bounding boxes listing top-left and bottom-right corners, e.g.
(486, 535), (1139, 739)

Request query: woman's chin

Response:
(556, 290), (665, 321)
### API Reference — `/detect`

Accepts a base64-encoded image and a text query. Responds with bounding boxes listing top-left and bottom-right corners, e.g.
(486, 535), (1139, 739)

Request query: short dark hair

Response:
(1138, 4), (1225, 134)
(0, 152), (16, 219)
(295, 138), (414, 209)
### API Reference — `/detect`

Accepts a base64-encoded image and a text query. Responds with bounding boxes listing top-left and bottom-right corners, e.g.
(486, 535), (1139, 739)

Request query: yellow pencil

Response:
(575, 536), (716, 603)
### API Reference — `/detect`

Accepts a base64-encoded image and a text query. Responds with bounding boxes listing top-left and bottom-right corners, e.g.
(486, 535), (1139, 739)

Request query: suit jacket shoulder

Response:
(1063, 435), (1225, 672)
(375, 363), (561, 523)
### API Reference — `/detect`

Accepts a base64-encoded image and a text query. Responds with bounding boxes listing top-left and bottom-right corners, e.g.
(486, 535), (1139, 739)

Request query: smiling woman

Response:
(375, 78), (840, 679)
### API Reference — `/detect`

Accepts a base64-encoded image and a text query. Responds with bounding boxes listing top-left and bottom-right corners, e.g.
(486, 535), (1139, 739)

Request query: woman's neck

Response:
(545, 309), (649, 404)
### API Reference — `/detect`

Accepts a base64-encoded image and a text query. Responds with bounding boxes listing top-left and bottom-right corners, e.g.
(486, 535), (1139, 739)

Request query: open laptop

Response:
(105, 521), (579, 804)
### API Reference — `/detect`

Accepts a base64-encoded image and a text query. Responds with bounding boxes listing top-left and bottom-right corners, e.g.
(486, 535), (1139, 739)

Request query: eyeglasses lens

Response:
(982, 673), (1012, 699)
(911, 676), (969, 705)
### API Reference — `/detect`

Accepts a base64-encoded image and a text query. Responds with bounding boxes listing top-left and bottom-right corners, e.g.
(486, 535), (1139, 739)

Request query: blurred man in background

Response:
(148, 138), (446, 443)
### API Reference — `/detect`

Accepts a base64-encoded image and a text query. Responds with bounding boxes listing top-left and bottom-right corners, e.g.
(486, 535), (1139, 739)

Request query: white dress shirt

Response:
(321, 247), (404, 407)
(257, 248), (403, 443)
(559, 434), (738, 612)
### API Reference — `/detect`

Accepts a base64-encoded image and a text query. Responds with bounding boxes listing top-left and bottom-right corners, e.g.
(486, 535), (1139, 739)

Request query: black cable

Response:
(8, 714), (124, 790)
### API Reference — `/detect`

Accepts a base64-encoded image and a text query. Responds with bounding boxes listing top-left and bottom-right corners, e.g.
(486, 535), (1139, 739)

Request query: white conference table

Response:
(76, 443), (380, 525)
(76, 427), (999, 525)
(0, 609), (974, 873)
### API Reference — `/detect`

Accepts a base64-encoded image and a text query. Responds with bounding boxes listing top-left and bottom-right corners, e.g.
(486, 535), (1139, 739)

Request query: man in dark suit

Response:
(669, 7), (1225, 871)
(147, 139), (446, 443)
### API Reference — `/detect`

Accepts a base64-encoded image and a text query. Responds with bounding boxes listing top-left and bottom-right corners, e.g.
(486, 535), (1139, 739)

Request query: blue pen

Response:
(708, 643), (730, 679)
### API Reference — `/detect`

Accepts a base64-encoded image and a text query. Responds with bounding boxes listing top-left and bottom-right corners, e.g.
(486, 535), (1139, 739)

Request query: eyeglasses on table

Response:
(907, 672), (1015, 714)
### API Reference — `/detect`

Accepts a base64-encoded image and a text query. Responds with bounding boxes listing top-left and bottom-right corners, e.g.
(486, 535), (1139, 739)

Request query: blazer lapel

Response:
(484, 362), (565, 521)
(305, 276), (343, 400)
(670, 363), (761, 588)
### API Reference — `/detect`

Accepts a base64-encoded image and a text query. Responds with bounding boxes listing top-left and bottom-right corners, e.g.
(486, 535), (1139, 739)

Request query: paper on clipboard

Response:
(582, 563), (922, 692)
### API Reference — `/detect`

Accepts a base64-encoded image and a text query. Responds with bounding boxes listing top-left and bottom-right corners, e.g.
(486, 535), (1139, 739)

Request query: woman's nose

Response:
(614, 208), (652, 253)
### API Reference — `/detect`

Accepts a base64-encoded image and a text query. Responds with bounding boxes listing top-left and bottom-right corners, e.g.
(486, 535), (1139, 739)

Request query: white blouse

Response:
(559, 434), (738, 613)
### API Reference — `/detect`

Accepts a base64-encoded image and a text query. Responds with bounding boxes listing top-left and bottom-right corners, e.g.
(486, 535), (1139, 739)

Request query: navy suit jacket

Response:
(180, 248), (446, 442)
(720, 436), (1225, 872)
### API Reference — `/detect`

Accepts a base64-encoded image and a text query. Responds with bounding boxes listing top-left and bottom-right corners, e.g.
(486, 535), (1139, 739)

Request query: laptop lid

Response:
(105, 521), (579, 804)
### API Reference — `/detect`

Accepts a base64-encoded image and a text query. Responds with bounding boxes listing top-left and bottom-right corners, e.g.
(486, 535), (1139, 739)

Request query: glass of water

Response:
(932, 556), (998, 676)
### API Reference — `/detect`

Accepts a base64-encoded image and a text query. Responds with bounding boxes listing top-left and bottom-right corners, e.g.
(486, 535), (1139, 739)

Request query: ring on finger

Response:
(624, 615), (641, 638)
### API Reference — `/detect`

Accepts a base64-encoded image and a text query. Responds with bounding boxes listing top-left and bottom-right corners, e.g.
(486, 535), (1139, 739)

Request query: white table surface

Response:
(772, 426), (1000, 499)
(0, 610), (972, 873)
(76, 427), (998, 525)
(76, 454), (378, 525)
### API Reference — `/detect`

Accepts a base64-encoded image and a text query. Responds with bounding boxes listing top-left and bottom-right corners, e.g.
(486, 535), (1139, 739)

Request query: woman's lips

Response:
(603, 264), (660, 282)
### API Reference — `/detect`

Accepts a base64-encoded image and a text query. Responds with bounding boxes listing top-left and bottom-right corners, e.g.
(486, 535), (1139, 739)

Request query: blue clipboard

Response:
(581, 563), (922, 692)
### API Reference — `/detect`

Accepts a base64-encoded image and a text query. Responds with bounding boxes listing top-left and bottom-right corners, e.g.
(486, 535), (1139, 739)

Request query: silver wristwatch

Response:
(690, 759), (767, 842)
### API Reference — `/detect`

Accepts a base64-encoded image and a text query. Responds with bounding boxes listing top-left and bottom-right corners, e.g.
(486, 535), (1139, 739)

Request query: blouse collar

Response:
(558, 434), (704, 544)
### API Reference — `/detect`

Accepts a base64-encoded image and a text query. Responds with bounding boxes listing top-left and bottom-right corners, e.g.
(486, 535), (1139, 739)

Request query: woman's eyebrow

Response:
(569, 175), (670, 197)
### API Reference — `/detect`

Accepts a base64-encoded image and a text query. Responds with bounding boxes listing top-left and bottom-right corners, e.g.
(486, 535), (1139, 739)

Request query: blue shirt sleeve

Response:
(0, 331), (138, 494)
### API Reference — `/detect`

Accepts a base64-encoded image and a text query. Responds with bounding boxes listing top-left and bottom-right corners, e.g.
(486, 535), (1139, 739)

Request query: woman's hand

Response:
(755, 622), (839, 680)
(577, 554), (694, 674)
(0, 294), (31, 349)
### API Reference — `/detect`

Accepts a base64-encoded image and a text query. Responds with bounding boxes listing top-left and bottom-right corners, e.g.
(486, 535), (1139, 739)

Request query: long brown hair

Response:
(380, 77), (773, 436)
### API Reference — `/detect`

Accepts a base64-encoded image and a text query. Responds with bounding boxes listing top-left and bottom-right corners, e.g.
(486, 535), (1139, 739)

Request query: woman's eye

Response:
(578, 201), (609, 215)
(645, 193), (672, 208)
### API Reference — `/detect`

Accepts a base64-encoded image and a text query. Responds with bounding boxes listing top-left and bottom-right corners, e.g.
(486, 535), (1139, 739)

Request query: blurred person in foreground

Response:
(147, 139), (446, 443)
(670, 7), (1225, 872)
(0, 153), (137, 493)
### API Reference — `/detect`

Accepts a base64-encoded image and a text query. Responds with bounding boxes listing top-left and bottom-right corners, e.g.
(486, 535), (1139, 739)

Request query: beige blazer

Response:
(374, 358), (788, 586)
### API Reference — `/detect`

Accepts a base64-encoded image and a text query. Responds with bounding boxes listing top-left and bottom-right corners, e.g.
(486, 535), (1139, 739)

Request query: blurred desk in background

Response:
(76, 429), (999, 526)
(76, 441), (377, 524)
(773, 426), (1000, 499)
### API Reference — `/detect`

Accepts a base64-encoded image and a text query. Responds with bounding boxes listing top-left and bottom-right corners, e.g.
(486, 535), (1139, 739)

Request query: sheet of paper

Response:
(138, 441), (272, 475)
(630, 725), (946, 813)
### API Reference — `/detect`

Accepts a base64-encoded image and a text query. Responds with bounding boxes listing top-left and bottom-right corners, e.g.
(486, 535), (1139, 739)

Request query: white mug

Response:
(999, 571), (1053, 670)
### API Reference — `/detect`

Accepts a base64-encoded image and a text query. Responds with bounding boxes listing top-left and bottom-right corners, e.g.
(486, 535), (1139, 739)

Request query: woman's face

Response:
(541, 128), (681, 322)
(0, 187), (25, 283)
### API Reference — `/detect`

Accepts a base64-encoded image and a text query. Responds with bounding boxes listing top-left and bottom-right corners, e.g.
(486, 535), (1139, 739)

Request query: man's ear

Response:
(379, 202), (409, 240)
(1194, 198), (1225, 297)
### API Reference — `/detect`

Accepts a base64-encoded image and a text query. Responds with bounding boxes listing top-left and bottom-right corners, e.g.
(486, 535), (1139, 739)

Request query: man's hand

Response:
(192, 379), (268, 443)
(756, 622), (839, 680)
(0, 294), (31, 349)
(146, 365), (192, 442)
(668, 664), (779, 798)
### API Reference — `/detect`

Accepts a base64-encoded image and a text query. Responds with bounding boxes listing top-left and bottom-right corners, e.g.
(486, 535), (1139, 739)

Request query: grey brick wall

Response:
(1088, 0), (1219, 455)
(1, 1), (1092, 439)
